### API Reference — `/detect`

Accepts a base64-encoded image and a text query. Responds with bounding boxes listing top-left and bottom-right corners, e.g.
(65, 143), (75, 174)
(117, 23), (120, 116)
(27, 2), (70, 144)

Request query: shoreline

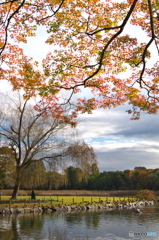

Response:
(0, 200), (154, 215)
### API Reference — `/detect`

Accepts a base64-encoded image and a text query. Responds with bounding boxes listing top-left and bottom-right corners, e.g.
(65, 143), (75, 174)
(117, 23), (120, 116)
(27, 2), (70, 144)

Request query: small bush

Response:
(137, 189), (155, 201)
(31, 190), (36, 200)
(22, 194), (27, 196)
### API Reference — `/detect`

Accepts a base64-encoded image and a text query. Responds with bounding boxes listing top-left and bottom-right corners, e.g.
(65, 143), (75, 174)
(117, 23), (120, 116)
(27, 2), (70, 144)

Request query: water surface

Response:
(0, 204), (159, 240)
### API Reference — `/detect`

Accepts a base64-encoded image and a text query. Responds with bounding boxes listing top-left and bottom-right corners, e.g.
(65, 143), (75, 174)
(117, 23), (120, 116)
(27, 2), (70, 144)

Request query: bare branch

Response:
(37, 0), (65, 23)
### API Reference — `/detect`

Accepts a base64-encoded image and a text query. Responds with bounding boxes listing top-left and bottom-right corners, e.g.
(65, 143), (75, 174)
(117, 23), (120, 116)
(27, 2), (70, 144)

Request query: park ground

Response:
(0, 190), (157, 209)
(1, 189), (138, 197)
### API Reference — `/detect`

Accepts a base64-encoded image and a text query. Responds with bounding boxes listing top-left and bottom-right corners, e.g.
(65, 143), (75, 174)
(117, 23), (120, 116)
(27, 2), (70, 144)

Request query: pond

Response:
(0, 204), (159, 240)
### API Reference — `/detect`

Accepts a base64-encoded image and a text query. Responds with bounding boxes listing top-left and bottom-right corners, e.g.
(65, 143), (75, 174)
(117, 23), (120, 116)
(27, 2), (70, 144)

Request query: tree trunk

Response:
(11, 167), (21, 199)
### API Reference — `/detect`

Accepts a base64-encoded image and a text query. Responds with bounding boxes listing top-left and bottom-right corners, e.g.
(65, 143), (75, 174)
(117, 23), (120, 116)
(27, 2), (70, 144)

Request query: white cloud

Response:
(19, 26), (51, 62)
(76, 107), (159, 171)
(0, 80), (12, 92)
(91, 139), (138, 152)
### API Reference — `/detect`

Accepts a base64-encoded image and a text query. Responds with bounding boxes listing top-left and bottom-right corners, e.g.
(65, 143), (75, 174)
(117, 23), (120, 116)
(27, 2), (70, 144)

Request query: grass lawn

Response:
(57, 196), (133, 205)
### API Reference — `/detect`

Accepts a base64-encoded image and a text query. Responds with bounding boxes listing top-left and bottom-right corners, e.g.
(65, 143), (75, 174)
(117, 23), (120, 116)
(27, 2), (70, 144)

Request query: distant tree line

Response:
(1, 148), (159, 191)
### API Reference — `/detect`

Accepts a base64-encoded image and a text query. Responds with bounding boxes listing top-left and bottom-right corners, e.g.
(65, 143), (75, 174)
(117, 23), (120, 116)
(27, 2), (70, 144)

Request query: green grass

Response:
(0, 195), (58, 201)
(57, 196), (135, 205)
(0, 196), (59, 208)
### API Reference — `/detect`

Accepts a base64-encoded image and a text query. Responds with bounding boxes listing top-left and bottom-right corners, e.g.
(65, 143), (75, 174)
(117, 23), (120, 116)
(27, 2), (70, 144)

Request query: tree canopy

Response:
(0, 0), (158, 119)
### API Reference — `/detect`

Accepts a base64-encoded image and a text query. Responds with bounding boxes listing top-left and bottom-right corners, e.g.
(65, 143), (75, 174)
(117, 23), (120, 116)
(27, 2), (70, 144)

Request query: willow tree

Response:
(66, 141), (98, 184)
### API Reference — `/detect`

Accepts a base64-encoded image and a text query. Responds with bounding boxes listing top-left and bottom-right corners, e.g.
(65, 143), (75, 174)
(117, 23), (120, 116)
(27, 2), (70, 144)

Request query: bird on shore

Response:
(133, 208), (142, 214)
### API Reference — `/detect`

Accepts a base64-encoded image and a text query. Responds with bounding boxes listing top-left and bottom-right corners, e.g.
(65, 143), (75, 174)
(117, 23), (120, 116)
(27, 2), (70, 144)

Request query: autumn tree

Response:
(0, 0), (159, 193)
(87, 164), (99, 190)
(91, 163), (99, 176)
(0, 146), (16, 189)
(45, 170), (65, 190)
(45, 160), (66, 190)
(147, 169), (159, 190)
(65, 166), (83, 189)
(66, 141), (98, 185)
(21, 161), (46, 190)
(0, 92), (77, 198)
(0, 0), (158, 120)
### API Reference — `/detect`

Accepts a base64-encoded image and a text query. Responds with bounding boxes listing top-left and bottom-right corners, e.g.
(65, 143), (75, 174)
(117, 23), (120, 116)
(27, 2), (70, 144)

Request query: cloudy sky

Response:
(1, 24), (159, 173)
(76, 106), (159, 172)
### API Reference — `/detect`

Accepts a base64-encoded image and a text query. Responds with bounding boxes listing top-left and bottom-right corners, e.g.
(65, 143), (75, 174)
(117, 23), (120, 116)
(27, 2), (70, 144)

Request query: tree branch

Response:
(0, 0), (26, 57)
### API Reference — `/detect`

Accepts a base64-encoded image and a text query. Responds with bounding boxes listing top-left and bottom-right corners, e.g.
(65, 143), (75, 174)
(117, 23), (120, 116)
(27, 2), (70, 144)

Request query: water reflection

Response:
(0, 205), (159, 240)
(0, 214), (45, 240)
(65, 211), (101, 229)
